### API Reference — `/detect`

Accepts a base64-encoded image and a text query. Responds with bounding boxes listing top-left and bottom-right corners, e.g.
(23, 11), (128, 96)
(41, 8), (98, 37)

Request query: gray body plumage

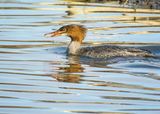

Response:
(78, 45), (153, 58)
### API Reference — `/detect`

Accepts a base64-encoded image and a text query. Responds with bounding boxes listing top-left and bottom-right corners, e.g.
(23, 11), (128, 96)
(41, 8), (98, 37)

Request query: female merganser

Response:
(44, 24), (153, 58)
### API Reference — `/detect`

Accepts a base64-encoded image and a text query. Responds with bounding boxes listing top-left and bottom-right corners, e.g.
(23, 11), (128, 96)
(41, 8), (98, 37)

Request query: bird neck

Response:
(67, 41), (81, 55)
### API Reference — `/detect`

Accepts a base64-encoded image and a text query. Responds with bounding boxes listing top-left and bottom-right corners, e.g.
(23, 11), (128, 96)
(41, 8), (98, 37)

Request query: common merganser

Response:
(44, 24), (153, 58)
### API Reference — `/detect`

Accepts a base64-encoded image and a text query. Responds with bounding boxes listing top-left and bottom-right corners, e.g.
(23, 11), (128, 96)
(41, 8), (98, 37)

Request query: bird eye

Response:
(59, 27), (66, 32)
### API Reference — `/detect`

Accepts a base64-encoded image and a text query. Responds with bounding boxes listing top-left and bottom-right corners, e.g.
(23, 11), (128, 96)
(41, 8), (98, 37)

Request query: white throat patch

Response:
(68, 41), (81, 55)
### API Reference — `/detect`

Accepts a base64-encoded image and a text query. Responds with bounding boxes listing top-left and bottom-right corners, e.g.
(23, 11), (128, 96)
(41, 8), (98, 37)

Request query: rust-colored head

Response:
(44, 24), (87, 43)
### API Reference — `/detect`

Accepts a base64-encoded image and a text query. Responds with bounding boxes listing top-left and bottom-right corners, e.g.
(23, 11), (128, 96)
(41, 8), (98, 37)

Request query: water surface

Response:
(0, 0), (160, 114)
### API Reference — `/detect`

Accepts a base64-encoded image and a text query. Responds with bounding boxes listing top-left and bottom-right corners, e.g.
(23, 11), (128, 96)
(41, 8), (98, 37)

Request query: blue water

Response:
(0, 0), (160, 114)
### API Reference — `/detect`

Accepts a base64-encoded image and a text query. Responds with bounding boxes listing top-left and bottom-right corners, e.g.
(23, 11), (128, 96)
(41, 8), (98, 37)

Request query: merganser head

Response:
(44, 24), (87, 43)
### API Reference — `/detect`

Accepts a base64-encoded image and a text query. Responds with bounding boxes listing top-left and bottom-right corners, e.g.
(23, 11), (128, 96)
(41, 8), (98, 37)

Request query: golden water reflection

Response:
(51, 56), (84, 83)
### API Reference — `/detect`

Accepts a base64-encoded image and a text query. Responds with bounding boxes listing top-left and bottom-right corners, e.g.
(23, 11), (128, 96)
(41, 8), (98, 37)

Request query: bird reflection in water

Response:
(51, 56), (84, 83)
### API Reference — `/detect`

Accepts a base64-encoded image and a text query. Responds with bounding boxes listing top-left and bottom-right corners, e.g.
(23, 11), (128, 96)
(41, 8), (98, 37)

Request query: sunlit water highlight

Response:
(0, 0), (160, 114)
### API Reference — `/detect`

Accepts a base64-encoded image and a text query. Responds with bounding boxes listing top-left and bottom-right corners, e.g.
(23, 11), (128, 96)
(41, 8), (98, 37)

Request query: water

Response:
(0, 0), (160, 114)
